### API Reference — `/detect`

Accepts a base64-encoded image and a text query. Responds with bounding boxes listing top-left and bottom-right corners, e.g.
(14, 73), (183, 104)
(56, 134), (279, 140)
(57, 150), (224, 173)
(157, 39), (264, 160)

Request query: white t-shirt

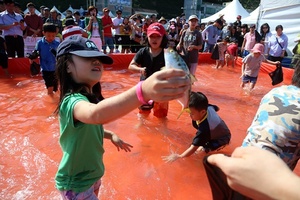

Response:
(112, 17), (123, 35)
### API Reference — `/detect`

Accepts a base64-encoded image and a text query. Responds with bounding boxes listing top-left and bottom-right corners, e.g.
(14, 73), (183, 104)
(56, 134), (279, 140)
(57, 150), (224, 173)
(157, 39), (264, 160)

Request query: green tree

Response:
(19, 0), (260, 17)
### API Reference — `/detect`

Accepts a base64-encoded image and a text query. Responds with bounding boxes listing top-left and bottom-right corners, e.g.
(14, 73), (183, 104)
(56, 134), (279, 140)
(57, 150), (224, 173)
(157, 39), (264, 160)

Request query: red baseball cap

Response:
(147, 22), (166, 37)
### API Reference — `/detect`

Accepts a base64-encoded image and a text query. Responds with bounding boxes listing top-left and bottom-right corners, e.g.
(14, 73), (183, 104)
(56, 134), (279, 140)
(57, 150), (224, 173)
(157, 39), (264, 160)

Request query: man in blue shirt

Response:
(0, 0), (26, 57)
(201, 19), (223, 53)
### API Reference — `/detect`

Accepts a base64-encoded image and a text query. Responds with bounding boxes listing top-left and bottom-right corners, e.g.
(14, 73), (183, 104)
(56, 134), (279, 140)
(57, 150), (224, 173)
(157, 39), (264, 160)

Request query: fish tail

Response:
(190, 74), (197, 84)
(177, 108), (190, 119)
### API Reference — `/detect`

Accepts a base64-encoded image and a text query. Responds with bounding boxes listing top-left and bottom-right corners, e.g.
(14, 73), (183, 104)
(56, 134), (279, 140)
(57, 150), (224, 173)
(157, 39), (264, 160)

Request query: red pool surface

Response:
(0, 54), (298, 199)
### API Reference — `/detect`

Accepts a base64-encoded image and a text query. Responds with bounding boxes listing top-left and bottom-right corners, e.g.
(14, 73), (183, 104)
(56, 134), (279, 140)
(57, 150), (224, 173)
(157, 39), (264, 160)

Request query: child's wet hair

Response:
(43, 23), (57, 33)
(189, 91), (208, 111)
(223, 36), (230, 43)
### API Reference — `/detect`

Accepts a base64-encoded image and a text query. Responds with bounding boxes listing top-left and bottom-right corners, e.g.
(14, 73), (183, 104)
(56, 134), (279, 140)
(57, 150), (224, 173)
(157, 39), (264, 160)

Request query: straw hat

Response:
(158, 17), (167, 23)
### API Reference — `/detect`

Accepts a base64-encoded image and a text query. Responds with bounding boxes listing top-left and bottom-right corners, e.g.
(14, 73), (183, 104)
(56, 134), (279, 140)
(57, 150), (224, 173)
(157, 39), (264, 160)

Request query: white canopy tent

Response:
(201, 0), (250, 23)
(23, 8), (41, 15)
(242, 6), (259, 25)
(50, 6), (66, 19)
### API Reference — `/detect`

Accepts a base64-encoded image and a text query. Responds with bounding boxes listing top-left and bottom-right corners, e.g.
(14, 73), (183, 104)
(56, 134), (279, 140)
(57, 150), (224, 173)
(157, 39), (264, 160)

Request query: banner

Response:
(23, 36), (61, 55)
(24, 36), (42, 55)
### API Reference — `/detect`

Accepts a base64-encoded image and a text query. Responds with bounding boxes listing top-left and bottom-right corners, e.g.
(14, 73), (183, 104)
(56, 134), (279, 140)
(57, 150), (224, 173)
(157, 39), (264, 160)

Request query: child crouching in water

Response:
(241, 43), (280, 91)
(225, 39), (238, 68)
(162, 91), (231, 163)
(215, 36), (230, 69)
(54, 36), (190, 199)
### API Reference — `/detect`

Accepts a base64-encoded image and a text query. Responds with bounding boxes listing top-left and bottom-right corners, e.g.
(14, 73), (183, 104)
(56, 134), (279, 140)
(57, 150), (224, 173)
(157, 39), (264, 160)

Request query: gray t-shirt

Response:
(242, 53), (266, 77)
(181, 28), (203, 64)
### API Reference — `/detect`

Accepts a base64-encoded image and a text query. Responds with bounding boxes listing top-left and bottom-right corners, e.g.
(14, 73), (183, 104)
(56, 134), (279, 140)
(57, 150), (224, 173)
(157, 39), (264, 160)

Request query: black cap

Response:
(65, 18), (75, 26)
(74, 11), (80, 16)
(56, 36), (113, 65)
(215, 19), (223, 27)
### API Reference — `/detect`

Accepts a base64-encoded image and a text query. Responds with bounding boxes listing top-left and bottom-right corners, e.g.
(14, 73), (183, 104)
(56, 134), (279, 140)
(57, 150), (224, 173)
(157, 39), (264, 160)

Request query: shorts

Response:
(114, 35), (122, 46)
(102, 37), (114, 50)
(59, 179), (101, 200)
(202, 136), (231, 153)
(42, 70), (58, 91)
(242, 75), (258, 84)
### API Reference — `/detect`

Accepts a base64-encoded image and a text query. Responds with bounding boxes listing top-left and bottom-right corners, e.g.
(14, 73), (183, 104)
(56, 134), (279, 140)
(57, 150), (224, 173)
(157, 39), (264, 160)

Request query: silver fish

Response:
(164, 47), (197, 118)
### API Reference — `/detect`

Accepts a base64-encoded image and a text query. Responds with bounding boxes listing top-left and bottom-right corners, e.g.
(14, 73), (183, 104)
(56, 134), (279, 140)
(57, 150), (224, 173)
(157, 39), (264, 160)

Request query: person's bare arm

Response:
(162, 144), (199, 163)
(73, 69), (189, 124)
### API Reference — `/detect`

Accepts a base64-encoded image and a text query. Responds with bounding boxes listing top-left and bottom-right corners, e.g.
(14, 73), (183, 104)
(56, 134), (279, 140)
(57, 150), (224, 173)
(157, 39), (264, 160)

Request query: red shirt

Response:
(227, 43), (238, 56)
(101, 15), (113, 37)
(142, 23), (151, 34)
(24, 14), (43, 37)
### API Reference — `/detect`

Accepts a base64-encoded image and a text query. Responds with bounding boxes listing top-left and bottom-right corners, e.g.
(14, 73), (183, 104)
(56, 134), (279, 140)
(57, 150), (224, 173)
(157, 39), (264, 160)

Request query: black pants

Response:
(268, 55), (283, 62)
(5, 35), (24, 58)
(0, 53), (8, 69)
(203, 156), (252, 200)
(42, 71), (58, 92)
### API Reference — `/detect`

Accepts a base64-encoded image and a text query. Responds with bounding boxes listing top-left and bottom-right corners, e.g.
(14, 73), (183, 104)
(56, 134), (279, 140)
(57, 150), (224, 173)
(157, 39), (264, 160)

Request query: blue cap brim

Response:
(70, 50), (113, 65)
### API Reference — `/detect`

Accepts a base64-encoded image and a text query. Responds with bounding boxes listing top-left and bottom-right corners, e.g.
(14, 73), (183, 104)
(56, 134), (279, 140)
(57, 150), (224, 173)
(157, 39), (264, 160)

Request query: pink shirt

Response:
(244, 32), (256, 51)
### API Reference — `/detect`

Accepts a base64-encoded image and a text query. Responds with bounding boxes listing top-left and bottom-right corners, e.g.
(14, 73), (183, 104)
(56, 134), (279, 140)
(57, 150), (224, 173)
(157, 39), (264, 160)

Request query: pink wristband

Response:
(136, 81), (148, 105)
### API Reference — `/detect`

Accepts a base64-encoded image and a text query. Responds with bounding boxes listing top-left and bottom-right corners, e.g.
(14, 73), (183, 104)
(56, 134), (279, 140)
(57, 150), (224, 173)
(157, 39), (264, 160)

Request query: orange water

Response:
(0, 63), (299, 199)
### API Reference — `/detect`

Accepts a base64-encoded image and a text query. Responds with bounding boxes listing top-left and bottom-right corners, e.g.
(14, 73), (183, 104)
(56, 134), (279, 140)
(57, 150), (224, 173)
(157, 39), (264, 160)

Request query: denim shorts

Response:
(242, 75), (258, 84)
(102, 37), (114, 50)
(59, 179), (101, 200)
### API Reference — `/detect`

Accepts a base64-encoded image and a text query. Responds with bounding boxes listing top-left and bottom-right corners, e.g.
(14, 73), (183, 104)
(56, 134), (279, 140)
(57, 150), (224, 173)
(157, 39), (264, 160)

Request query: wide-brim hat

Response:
(158, 17), (166, 23)
(56, 36), (113, 64)
(251, 43), (264, 54)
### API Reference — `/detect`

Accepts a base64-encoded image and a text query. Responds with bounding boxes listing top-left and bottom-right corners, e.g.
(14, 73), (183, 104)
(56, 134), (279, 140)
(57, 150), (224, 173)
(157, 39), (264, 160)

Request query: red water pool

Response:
(0, 56), (298, 199)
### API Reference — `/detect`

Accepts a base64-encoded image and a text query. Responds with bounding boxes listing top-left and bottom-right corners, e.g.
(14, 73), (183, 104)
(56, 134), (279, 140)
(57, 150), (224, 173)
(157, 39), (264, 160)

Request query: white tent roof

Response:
(242, 6), (259, 25)
(23, 8), (41, 15)
(201, 0), (250, 23)
(65, 5), (74, 14)
(50, 6), (66, 19)
(260, 0), (300, 9)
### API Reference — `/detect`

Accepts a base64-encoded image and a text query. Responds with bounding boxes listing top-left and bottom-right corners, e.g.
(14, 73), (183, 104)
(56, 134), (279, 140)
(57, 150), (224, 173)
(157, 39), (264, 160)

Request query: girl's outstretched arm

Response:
(73, 68), (190, 124)
(104, 129), (133, 152)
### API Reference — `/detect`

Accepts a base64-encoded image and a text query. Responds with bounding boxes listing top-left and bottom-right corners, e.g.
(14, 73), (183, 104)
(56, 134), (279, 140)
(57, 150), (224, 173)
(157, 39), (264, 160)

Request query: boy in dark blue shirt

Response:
(162, 91), (231, 162)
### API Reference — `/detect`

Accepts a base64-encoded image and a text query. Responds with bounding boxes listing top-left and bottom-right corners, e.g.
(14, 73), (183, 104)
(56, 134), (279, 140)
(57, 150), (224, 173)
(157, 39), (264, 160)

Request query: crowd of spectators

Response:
(0, 0), (296, 64)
